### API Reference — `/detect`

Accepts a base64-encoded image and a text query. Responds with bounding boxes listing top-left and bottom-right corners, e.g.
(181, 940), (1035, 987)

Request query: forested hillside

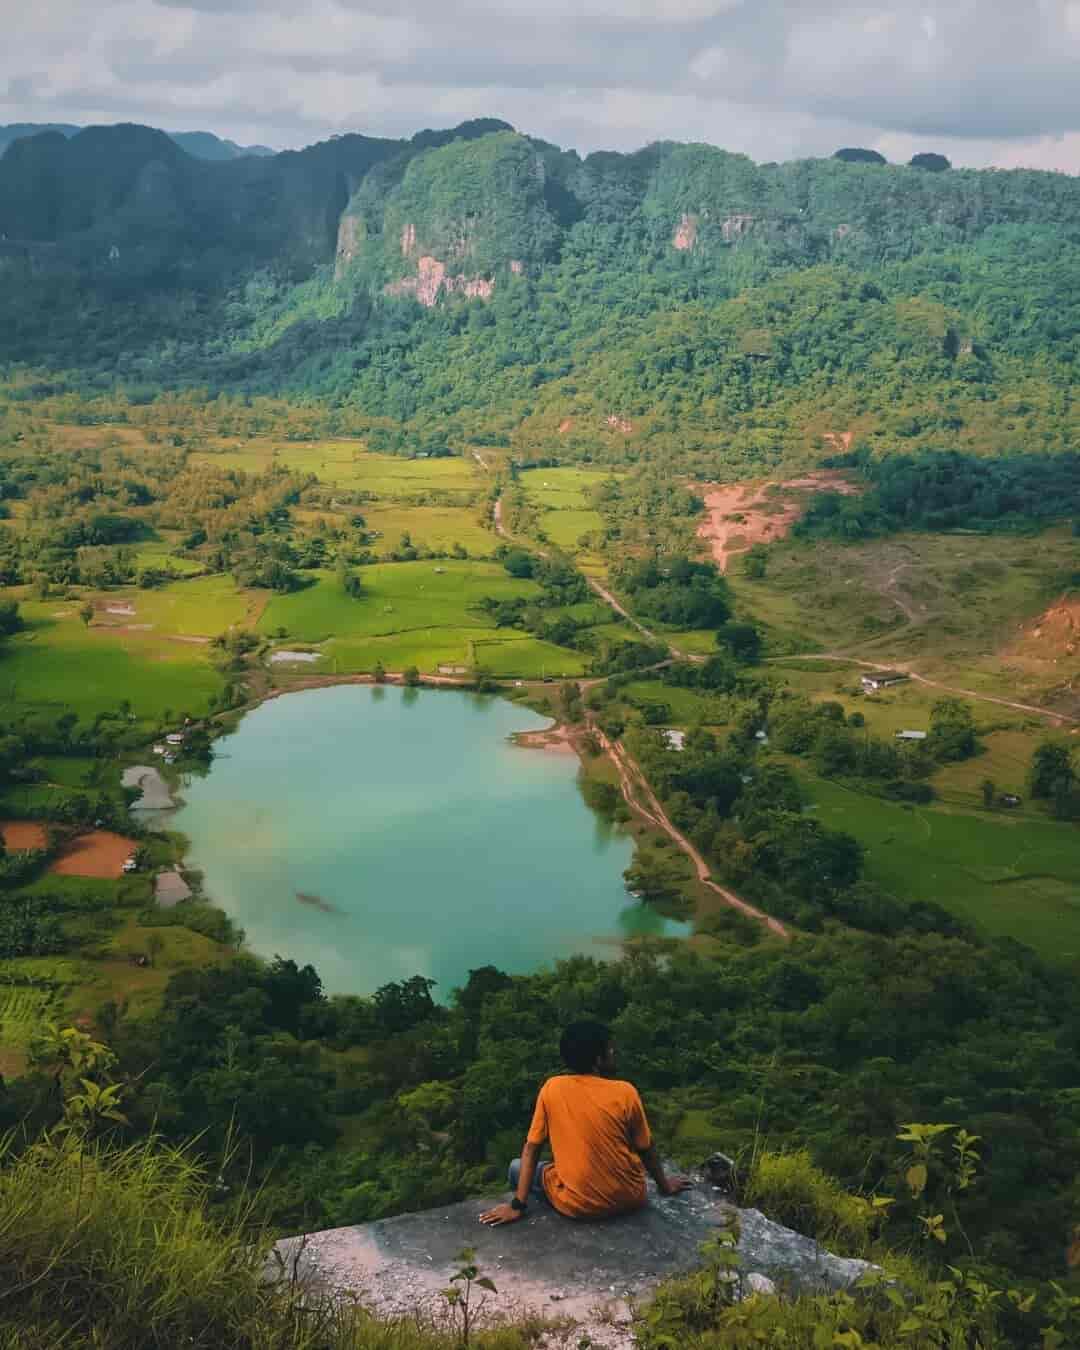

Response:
(2, 120), (1079, 473)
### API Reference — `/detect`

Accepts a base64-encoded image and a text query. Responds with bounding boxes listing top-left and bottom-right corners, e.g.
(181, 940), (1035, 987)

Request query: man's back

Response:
(527, 1073), (651, 1218)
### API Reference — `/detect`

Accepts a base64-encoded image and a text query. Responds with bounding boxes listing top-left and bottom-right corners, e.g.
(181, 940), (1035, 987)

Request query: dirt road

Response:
(492, 495), (683, 655)
(769, 654), (1078, 727)
(593, 720), (789, 939)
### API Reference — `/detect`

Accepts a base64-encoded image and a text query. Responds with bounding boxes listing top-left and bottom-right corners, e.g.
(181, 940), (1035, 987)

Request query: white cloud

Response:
(2, 0), (1080, 170)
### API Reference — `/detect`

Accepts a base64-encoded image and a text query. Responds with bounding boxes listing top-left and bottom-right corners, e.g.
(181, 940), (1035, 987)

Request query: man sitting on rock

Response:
(479, 1019), (690, 1226)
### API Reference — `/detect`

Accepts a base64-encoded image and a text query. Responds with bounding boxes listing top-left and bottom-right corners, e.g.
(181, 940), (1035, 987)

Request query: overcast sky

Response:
(5, 0), (1080, 171)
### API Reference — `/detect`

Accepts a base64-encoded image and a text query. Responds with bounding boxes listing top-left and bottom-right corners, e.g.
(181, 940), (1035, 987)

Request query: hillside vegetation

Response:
(2, 122), (1080, 474)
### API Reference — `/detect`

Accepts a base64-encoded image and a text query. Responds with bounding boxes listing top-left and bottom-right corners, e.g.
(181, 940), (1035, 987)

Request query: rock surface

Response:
(272, 1172), (876, 1347)
(122, 765), (173, 810)
(155, 867), (191, 907)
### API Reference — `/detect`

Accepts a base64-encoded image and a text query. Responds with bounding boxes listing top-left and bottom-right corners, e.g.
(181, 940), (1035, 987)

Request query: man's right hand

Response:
(479, 1202), (525, 1227)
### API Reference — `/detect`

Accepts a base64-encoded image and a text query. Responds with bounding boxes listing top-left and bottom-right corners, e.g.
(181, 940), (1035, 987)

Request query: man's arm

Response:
(637, 1143), (692, 1197)
(479, 1139), (542, 1227)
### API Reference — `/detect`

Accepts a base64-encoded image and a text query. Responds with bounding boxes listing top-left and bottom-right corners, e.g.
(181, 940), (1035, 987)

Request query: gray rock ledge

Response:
(271, 1173), (877, 1347)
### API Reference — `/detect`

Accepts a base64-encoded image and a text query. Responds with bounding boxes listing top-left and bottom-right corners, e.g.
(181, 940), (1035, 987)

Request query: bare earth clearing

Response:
(695, 471), (860, 571)
(1, 821), (48, 851)
(51, 830), (137, 879)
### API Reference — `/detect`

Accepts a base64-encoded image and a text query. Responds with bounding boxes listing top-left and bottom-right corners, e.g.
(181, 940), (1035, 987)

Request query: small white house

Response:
(895, 730), (928, 741)
(165, 733), (185, 745)
(663, 729), (686, 751)
(152, 744), (166, 756)
(861, 671), (909, 692)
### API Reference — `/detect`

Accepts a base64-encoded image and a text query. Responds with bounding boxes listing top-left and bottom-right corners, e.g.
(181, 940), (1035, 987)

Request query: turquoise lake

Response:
(174, 685), (687, 996)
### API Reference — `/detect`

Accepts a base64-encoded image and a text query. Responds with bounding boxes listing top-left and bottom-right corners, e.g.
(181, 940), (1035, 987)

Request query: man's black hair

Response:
(560, 1020), (612, 1074)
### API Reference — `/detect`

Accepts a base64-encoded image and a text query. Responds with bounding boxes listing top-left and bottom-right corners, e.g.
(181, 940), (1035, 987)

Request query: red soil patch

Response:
(694, 471), (861, 571)
(0, 820), (48, 851)
(50, 830), (136, 879)
(558, 418), (574, 434)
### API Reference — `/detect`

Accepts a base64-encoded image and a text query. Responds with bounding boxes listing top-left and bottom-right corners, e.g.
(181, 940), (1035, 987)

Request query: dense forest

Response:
(2, 121), (1080, 476)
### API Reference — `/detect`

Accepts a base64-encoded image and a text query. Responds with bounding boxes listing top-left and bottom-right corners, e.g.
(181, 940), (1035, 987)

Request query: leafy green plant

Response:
(441, 1247), (498, 1346)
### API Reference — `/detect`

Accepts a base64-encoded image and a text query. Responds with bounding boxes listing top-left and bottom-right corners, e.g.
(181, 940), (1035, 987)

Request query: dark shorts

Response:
(508, 1157), (552, 1205)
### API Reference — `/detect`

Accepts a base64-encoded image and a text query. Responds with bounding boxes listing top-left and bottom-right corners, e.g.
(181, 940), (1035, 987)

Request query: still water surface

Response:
(174, 685), (687, 995)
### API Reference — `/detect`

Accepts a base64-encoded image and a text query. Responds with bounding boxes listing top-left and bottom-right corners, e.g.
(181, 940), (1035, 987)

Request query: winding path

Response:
(767, 654), (1078, 727)
(491, 487), (783, 937)
(592, 720), (788, 939)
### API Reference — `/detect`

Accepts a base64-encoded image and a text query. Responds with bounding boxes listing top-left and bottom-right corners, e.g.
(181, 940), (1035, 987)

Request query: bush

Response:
(0, 1137), (535, 1349)
(745, 1149), (879, 1253)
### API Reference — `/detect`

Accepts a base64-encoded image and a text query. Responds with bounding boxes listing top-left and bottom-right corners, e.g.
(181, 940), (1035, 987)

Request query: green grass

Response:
(539, 508), (604, 550)
(518, 467), (620, 509)
(190, 444), (482, 500)
(258, 561), (541, 643)
(94, 575), (255, 636)
(363, 504), (495, 556)
(309, 629), (588, 678)
(731, 527), (1076, 699)
(130, 541), (204, 576)
(803, 773), (1080, 962)
(0, 602), (223, 720)
(621, 680), (728, 725)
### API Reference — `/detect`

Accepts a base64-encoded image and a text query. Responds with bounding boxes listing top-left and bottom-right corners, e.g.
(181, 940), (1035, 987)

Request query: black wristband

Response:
(510, 1196), (528, 1212)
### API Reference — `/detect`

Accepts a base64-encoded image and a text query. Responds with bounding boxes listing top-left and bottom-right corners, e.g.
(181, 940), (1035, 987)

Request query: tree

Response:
(402, 665), (421, 687)
(501, 549), (534, 579)
(742, 545), (767, 579)
(373, 661), (386, 684)
(715, 622), (761, 663)
(928, 698), (977, 762)
(79, 602), (94, 628)
(0, 599), (22, 636)
(1029, 741), (1075, 800)
(833, 147), (887, 164)
(910, 152), (951, 172)
(981, 779), (997, 809)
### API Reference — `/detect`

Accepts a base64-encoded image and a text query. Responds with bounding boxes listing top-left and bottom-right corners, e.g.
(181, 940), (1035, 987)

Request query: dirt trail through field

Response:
(695, 471), (860, 572)
(493, 497), (685, 655)
(592, 720), (789, 939)
(769, 654), (1078, 727)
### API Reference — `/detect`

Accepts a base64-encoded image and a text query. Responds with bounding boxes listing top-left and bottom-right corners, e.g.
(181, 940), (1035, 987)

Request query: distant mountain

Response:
(1, 115), (1078, 472)
(0, 122), (274, 161)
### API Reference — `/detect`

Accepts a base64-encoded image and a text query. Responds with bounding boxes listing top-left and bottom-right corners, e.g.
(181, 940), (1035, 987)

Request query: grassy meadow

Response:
(804, 774), (1080, 963)
(0, 597), (223, 721)
(729, 527), (1078, 703)
(190, 443), (483, 500)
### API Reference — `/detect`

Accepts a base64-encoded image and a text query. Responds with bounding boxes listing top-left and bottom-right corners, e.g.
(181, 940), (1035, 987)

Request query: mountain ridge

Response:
(1, 117), (1078, 474)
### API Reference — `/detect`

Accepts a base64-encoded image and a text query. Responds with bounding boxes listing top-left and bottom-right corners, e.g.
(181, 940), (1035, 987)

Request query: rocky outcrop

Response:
(334, 213), (363, 279)
(673, 212), (699, 250)
(721, 213), (755, 242)
(271, 1170), (877, 1348)
(386, 255), (494, 307)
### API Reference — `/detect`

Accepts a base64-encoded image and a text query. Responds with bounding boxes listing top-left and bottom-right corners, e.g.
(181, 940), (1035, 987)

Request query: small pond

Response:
(173, 685), (688, 996)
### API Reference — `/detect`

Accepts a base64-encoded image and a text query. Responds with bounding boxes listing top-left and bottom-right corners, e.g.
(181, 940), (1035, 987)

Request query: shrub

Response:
(744, 1149), (881, 1254)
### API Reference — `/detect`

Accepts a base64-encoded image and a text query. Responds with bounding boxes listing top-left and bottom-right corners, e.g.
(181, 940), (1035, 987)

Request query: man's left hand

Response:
(658, 1175), (693, 1196)
(479, 1202), (525, 1226)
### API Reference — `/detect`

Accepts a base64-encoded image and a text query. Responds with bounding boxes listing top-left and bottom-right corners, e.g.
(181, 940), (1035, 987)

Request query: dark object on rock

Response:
(834, 148), (887, 165)
(909, 152), (951, 172)
(704, 1151), (738, 1197)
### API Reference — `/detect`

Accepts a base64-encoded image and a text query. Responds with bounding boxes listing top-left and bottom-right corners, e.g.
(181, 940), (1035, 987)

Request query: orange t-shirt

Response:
(526, 1074), (652, 1219)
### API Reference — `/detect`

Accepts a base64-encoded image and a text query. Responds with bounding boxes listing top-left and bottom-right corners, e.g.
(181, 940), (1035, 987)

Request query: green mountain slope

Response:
(1, 122), (1078, 471)
(0, 122), (274, 160)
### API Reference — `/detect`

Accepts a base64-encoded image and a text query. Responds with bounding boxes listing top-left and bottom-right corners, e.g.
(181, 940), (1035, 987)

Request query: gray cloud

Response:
(3, 0), (1080, 170)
